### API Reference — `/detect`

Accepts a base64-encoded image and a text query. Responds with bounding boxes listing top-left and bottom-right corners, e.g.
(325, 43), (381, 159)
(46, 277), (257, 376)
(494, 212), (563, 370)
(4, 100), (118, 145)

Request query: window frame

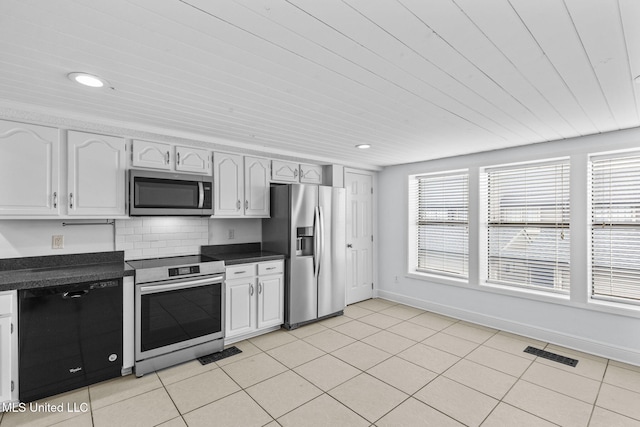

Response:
(482, 158), (571, 295)
(590, 151), (640, 306)
(408, 169), (470, 282)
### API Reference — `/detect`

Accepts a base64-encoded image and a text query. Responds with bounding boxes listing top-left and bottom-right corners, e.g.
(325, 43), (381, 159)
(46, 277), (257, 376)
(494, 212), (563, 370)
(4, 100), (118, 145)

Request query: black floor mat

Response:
(197, 346), (242, 365)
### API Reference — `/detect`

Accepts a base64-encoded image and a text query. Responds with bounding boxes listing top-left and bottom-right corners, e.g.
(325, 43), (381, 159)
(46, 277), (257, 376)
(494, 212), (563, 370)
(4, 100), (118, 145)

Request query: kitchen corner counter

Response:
(0, 251), (133, 292)
(201, 243), (285, 266)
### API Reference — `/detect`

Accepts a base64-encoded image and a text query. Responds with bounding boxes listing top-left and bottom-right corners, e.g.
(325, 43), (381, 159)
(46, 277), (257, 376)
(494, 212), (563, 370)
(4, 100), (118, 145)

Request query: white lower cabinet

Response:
(225, 260), (284, 342)
(0, 291), (17, 405)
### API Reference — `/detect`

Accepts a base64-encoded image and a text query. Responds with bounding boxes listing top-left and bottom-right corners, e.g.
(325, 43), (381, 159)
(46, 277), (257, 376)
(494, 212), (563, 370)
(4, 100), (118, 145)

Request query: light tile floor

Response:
(3, 298), (640, 427)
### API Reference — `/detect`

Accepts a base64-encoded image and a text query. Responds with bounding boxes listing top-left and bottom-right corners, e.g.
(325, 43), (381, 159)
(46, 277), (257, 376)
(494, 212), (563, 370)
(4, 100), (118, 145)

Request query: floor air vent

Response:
(197, 346), (242, 365)
(524, 346), (578, 367)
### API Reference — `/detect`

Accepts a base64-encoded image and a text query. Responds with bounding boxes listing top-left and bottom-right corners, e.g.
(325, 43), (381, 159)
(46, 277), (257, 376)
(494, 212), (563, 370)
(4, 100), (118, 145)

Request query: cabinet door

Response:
(244, 156), (270, 217)
(225, 278), (256, 339)
(176, 145), (211, 175)
(299, 164), (323, 184)
(132, 140), (171, 170)
(67, 131), (126, 216)
(0, 120), (60, 215)
(0, 316), (12, 404)
(271, 160), (298, 183)
(257, 274), (284, 330)
(214, 152), (243, 216)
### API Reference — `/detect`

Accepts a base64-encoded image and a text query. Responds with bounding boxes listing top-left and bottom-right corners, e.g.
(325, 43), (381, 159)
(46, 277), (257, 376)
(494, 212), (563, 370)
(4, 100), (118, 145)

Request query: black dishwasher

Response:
(19, 280), (123, 402)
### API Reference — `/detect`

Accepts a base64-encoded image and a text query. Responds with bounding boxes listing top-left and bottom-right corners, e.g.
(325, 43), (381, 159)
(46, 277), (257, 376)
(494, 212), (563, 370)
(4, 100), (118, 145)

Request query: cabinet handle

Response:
(236, 200), (241, 210)
(245, 200), (248, 210)
(166, 151), (170, 164)
(294, 168), (298, 178)
(234, 271), (246, 274)
(250, 284), (254, 296)
(69, 193), (74, 209)
(53, 192), (58, 208)
(258, 283), (262, 294)
(266, 267), (276, 270)
(177, 152), (180, 165)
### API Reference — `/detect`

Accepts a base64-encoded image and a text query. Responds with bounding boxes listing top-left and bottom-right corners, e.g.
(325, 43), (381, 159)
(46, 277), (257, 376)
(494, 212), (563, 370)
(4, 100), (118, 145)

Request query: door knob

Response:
(347, 243), (353, 248)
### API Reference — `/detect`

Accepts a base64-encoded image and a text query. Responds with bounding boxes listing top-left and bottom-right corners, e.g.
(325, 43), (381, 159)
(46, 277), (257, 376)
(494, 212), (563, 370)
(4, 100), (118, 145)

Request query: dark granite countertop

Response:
(0, 251), (133, 292)
(201, 243), (285, 266)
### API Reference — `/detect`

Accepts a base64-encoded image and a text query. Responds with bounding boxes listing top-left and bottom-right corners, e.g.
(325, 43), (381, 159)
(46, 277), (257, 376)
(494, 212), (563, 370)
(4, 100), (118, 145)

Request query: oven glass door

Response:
(136, 278), (223, 359)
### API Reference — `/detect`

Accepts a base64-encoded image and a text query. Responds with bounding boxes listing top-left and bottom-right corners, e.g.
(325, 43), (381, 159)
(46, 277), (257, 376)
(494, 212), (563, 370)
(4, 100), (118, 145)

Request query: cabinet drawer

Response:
(258, 261), (283, 276)
(226, 264), (257, 279)
(0, 293), (13, 315)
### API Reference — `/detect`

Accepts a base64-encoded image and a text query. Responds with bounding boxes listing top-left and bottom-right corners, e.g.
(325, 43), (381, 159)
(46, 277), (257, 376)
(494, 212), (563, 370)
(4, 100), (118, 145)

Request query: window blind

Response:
(416, 172), (468, 278)
(486, 160), (570, 293)
(591, 153), (640, 302)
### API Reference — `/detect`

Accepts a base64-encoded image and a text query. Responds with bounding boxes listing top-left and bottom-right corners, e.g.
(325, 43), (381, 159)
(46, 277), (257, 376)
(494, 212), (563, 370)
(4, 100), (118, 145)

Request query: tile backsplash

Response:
(115, 217), (209, 260)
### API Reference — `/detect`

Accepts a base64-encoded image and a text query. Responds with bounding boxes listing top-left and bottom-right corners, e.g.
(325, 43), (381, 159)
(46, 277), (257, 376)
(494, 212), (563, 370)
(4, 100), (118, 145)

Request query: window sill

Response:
(407, 271), (468, 288)
(586, 298), (640, 319)
(405, 271), (640, 319)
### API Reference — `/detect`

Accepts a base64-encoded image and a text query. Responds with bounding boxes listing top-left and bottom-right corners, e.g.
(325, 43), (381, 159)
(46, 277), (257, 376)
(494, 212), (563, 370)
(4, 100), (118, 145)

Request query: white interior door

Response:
(345, 170), (374, 304)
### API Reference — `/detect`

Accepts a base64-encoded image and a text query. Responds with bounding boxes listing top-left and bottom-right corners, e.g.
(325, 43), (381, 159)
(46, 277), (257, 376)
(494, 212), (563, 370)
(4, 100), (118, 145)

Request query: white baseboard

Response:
(223, 325), (281, 346)
(376, 289), (640, 367)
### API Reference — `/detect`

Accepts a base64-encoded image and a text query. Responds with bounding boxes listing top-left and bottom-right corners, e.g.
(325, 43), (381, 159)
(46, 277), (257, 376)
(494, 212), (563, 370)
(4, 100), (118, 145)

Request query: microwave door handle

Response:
(198, 182), (204, 209)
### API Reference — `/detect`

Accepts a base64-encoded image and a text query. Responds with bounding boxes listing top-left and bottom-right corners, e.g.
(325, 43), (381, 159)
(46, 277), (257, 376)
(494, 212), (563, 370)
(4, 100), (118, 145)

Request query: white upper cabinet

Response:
(67, 131), (126, 216)
(132, 140), (211, 175)
(244, 156), (270, 217)
(0, 120), (60, 216)
(271, 159), (323, 184)
(214, 152), (244, 216)
(271, 160), (299, 183)
(175, 145), (211, 175)
(132, 139), (171, 170)
(214, 152), (270, 218)
(299, 163), (323, 184)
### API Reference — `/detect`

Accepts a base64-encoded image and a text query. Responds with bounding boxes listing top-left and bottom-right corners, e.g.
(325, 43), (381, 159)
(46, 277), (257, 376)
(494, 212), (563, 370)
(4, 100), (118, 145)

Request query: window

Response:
(413, 171), (469, 278)
(485, 159), (570, 293)
(591, 153), (640, 303)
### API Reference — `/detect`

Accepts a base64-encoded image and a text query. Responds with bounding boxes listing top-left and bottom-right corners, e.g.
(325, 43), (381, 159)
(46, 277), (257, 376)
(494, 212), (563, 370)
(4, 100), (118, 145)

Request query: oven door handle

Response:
(139, 275), (224, 295)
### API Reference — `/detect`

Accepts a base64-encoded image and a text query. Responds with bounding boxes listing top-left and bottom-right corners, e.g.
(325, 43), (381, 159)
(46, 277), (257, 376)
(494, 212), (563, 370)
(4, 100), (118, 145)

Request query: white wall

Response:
(377, 126), (640, 366)
(0, 220), (114, 258)
(0, 216), (264, 260)
(115, 217), (209, 260)
(208, 218), (262, 245)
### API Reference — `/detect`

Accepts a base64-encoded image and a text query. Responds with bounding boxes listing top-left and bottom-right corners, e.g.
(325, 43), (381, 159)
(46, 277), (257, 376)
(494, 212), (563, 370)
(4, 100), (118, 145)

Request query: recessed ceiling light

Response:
(355, 144), (371, 149)
(67, 72), (108, 88)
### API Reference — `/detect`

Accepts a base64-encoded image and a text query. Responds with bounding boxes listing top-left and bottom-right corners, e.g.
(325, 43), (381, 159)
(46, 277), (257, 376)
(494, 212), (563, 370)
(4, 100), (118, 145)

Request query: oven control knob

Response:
(108, 354), (118, 362)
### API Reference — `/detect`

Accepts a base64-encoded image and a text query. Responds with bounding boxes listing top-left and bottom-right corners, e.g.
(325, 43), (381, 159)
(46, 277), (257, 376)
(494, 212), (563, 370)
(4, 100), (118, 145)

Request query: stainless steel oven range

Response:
(127, 255), (225, 377)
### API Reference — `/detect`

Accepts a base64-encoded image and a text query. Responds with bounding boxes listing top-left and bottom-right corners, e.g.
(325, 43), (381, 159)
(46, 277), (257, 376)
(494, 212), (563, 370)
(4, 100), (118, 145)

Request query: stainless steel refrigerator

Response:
(262, 184), (346, 329)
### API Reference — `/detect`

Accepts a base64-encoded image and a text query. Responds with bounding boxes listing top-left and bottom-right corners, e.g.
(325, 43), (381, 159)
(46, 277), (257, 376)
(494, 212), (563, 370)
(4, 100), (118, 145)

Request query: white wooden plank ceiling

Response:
(0, 0), (638, 169)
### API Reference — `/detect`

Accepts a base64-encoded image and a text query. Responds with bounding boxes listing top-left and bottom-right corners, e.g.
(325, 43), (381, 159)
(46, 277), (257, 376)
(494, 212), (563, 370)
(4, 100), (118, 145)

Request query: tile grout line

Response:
(56, 298), (635, 426)
(586, 358), (609, 427)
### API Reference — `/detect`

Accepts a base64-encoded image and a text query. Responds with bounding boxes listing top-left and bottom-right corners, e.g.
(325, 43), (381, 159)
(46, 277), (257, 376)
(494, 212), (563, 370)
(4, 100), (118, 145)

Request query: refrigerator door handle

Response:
(314, 206), (321, 279)
(318, 206), (325, 278)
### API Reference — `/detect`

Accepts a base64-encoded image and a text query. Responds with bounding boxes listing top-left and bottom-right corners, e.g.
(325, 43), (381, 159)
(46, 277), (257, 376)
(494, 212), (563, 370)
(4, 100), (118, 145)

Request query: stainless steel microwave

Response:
(129, 170), (213, 216)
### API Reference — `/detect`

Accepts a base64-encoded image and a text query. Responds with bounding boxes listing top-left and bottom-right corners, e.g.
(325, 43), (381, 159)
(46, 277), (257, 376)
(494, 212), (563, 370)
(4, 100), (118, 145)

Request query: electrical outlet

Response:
(394, 275), (399, 284)
(52, 235), (64, 249)
(227, 229), (235, 240)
